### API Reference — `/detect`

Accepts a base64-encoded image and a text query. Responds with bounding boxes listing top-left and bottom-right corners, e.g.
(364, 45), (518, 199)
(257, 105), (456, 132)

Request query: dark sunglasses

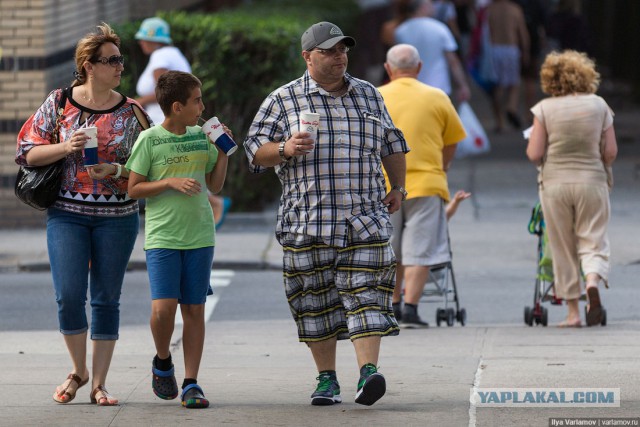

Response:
(92, 55), (125, 67)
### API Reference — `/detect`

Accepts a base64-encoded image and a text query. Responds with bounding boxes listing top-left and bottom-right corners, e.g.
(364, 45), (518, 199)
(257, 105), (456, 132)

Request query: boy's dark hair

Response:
(156, 71), (202, 117)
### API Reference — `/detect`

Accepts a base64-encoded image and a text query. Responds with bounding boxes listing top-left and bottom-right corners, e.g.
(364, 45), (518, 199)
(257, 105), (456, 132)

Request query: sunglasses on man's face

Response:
(92, 55), (125, 67)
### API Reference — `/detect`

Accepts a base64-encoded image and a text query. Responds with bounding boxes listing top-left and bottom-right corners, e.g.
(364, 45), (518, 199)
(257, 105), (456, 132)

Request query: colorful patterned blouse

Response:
(16, 87), (149, 217)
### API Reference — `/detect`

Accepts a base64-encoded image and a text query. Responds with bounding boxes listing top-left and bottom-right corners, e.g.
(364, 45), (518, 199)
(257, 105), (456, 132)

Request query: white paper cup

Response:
(202, 117), (237, 155)
(83, 126), (98, 166)
(299, 112), (320, 141)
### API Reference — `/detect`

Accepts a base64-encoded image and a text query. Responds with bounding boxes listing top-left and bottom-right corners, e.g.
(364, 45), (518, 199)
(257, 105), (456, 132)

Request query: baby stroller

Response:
(524, 203), (606, 327)
(420, 246), (466, 327)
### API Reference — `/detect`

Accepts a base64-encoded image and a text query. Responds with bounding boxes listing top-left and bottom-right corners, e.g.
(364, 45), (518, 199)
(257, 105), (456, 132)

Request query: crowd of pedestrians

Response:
(13, 0), (613, 412)
(379, 0), (593, 131)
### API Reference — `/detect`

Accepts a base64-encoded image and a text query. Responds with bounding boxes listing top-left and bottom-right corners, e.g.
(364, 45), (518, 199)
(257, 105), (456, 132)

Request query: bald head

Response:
(385, 44), (422, 80)
(387, 44), (420, 69)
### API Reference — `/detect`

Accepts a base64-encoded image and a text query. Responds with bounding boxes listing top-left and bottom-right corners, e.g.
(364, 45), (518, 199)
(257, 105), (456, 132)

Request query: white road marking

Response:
(468, 358), (484, 427)
(175, 270), (234, 325)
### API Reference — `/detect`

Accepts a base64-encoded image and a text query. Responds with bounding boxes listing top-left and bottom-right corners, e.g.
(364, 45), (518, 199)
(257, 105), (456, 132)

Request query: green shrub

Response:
(115, 2), (358, 211)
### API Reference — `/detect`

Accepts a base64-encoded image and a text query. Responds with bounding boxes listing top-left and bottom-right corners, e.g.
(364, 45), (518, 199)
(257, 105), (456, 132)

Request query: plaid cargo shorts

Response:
(281, 225), (400, 342)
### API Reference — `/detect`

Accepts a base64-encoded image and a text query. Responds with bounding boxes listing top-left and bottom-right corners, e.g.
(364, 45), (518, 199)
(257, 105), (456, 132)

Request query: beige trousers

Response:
(539, 183), (611, 300)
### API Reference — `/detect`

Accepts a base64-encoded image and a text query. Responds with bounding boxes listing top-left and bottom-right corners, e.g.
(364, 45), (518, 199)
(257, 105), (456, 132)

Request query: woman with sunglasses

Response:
(16, 23), (150, 406)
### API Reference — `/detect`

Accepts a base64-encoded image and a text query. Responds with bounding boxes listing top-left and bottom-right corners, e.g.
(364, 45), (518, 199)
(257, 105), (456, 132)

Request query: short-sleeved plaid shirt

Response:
(244, 71), (409, 247)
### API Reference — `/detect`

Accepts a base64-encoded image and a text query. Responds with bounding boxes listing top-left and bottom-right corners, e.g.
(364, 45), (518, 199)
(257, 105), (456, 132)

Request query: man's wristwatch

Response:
(391, 185), (407, 201)
(278, 140), (289, 162)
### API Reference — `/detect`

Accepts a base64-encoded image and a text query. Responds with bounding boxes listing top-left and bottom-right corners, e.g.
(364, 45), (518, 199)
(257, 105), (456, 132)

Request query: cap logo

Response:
(329, 27), (342, 36)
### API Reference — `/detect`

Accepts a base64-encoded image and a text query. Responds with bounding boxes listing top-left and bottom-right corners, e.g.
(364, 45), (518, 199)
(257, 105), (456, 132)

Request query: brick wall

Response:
(0, 0), (202, 228)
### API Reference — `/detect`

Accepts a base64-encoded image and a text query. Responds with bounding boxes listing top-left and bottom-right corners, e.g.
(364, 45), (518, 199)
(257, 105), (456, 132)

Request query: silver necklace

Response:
(82, 88), (112, 107)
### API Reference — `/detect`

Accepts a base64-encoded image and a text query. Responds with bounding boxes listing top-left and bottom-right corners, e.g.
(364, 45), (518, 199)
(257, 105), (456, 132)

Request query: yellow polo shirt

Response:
(378, 77), (466, 201)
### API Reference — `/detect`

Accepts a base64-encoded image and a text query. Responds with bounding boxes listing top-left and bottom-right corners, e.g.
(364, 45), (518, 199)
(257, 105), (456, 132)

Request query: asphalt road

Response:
(3, 260), (640, 333)
(0, 270), (289, 332)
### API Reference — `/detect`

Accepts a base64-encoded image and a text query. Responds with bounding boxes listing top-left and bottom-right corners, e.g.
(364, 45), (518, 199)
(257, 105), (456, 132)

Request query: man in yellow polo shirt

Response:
(379, 43), (466, 328)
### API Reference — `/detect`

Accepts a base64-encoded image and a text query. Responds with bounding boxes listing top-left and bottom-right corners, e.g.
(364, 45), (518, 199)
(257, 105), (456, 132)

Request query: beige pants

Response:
(539, 183), (611, 300)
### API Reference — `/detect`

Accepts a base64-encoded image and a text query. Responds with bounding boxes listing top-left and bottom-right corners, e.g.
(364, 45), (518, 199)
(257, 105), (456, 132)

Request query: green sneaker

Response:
(355, 363), (386, 406)
(311, 372), (342, 405)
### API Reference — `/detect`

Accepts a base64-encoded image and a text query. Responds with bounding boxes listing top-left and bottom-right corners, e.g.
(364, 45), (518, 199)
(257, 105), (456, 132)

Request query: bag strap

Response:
(59, 87), (69, 111)
(51, 88), (69, 145)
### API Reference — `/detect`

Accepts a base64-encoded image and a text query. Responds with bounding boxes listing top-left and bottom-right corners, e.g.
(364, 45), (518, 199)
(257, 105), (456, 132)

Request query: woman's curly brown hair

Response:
(540, 50), (600, 96)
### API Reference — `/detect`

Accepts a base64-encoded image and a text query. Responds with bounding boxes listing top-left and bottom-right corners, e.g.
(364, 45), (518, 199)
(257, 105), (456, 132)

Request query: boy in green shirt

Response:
(127, 71), (229, 409)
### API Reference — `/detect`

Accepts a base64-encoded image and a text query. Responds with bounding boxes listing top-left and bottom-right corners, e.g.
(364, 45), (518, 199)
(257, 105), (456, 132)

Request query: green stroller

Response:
(524, 203), (607, 326)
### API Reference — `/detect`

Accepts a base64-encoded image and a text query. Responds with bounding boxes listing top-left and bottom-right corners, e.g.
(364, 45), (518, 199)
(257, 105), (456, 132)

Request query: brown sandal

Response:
(90, 385), (118, 406)
(53, 373), (89, 404)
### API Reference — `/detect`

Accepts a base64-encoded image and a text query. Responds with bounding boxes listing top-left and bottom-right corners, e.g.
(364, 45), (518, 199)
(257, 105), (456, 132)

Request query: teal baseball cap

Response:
(135, 17), (172, 44)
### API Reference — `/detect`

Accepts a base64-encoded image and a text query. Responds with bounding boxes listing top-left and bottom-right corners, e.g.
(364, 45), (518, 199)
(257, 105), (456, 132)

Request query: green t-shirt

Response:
(126, 125), (218, 250)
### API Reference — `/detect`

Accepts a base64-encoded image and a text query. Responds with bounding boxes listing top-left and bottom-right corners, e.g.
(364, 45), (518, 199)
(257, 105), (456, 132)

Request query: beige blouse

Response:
(531, 94), (614, 186)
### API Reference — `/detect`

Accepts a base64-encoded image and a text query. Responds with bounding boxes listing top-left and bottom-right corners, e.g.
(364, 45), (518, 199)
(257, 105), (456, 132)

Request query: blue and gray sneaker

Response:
(311, 372), (342, 405)
(355, 363), (386, 406)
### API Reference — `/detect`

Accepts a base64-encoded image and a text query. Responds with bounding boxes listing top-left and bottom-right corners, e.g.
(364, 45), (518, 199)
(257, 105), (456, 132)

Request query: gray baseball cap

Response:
(301, 21), (356, 51)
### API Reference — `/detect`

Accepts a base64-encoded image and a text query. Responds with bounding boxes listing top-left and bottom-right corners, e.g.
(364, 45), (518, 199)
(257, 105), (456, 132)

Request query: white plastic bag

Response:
(455, 102), (490, 158)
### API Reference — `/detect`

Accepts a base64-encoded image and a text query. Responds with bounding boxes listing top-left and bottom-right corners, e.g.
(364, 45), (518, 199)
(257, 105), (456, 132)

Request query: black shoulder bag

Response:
(15, 88), (69, 210)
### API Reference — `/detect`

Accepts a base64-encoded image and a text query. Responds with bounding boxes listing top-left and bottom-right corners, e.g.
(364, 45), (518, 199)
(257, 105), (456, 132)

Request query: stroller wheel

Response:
(436, 308), (445, 327)
(541, 306), (548, 326)
(446, 308), (455, 326)
(456, 308), (467, 326)
(524, 306), (534, 326)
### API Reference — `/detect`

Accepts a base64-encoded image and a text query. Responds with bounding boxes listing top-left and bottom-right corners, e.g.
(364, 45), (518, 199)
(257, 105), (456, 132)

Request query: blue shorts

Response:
(146, 246), (214, 304)
(491, 44), (521, 86)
